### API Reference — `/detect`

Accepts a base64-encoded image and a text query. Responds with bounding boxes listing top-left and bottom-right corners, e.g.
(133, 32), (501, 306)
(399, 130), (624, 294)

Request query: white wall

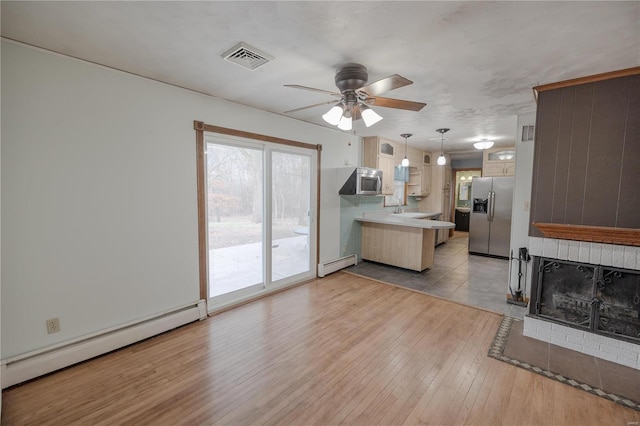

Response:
(508, 112), (536, 297)
(318, 133), (360, 264)
(0, 38), (3, 412)
(1, 40), (355, 358)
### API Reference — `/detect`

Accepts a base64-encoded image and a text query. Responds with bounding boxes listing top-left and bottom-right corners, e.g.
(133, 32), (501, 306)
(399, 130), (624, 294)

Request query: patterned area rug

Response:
(489, 316), (640, 412)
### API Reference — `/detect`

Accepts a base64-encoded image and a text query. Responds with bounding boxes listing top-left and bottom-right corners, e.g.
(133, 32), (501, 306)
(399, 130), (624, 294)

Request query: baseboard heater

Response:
(1, 299), (207, 389)
(318, 254), (358, 277)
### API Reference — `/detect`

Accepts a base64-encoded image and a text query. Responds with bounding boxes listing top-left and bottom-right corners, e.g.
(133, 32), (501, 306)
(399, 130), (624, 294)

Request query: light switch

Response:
(523, 201), (530, 211)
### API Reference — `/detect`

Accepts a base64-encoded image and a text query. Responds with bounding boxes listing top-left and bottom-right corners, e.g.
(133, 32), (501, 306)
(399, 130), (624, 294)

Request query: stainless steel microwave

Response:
(338, 167), (382, 196)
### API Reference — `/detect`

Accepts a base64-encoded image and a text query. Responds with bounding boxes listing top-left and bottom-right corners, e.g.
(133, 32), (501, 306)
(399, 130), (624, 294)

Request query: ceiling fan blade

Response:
(358, 74), (413, 96)
(284, 99), (340, 114)
(284, 84), (341, 96)
(369, 96), (426, 112)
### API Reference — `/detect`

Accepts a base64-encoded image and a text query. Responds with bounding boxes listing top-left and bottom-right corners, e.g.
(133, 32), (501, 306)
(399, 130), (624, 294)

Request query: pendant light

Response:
(400, 133), (412, 167)
(436, 128), (449, 166)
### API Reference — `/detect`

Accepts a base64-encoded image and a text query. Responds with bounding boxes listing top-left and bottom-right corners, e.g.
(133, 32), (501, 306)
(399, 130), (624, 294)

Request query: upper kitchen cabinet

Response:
(363, 136), (398, 195)
(482, 147), (516, 176)
(407, 166), (423, 196)
(407, 147), (423, 168)
(403, 150), (432, 197)
(442, 165), (452, 190)
(364, 137), (432, 197)
(421, 164), (431, 196)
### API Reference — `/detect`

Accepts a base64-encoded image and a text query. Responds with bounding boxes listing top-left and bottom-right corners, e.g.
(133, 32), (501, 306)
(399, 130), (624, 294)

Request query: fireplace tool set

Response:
(507, 247), (530, 307)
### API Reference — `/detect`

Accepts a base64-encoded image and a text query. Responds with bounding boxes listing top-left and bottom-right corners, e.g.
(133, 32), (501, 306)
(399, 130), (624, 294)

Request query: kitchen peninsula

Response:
(355, 212), (455, 272)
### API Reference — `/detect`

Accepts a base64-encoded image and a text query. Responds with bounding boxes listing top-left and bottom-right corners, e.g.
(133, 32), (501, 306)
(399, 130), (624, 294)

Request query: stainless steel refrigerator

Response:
(468, 176), (514, 258)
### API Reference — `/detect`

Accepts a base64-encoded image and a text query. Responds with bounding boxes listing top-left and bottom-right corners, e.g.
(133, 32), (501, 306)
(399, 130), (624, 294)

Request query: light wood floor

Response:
(4, 273), (640, 425)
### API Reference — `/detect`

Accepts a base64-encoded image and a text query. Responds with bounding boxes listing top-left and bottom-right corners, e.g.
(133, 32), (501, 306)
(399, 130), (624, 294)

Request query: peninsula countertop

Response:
(354, 213), (455, 230)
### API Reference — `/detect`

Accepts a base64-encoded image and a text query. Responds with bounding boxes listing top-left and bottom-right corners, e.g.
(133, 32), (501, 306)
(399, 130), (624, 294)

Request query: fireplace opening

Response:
(531, 257), (640, 343)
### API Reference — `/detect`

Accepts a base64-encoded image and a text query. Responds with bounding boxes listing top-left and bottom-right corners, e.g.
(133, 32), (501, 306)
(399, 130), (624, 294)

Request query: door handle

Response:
(489, 191), (496, 221)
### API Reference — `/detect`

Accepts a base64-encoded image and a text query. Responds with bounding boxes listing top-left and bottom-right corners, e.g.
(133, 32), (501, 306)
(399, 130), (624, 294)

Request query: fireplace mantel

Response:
(533, 223), (640, 247)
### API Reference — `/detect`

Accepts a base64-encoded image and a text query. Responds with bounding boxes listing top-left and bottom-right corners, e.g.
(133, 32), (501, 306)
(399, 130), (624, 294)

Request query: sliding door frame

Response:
(194, 120), (322, 303)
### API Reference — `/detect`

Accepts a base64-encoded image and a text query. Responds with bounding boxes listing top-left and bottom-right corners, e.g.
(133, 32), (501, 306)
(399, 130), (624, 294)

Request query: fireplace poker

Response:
(507, 247), (529, 307)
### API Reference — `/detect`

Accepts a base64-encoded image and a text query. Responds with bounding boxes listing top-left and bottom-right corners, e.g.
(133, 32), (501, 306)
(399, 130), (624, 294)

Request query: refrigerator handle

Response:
(490, 191), (496, 222)
(487, 192), (493, 222)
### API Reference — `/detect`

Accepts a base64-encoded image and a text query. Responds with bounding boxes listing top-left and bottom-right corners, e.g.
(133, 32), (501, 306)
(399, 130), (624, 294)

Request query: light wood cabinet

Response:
(438, 190), (452, 244)
(407, 148), (422, 169)
(364, 137), (434, 197)
(419, 152), (432, 196)
(363, 137), (398, 195)
(407, 165), (432, 197)
(442, 165), (452, 190)
(360, 222), (436, 271)
(423, 152), (432, 166)
(483, 147), (515, 176)
(421, 165), (431, 196)
(407, 166), (421, 196)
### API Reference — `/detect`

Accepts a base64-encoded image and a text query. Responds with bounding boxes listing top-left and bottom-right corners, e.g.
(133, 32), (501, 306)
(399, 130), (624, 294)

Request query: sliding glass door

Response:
(206, 142), (264, 298)
(204, 133), (316, 308)
(271, 151), (311, 282)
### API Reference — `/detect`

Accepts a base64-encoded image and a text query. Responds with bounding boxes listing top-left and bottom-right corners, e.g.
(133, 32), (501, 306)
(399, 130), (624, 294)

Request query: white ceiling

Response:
(2, 1), (639, 155)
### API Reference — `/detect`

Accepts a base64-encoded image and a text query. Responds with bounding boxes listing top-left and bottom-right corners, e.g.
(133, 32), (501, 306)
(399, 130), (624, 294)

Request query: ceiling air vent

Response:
(521, 125), (535, 142)
(221, 42), (274, 70)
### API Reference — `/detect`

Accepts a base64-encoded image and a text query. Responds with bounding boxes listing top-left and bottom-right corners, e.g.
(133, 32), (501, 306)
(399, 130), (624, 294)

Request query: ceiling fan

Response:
(284, 63), (427, 130)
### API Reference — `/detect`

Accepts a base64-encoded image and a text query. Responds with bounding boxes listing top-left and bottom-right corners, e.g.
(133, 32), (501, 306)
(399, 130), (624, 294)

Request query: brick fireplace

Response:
(523, 68), (640, 371)
(525, 233), (640, 371)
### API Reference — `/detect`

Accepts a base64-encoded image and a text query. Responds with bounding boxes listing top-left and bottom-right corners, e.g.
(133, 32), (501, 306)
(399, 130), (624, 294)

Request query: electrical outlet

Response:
(46, 317), (61, 334)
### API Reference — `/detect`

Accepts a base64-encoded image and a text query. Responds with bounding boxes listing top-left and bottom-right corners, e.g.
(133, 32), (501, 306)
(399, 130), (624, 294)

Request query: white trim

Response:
(318, 255), (358, 277)
(207, 273), (314, 314)
(1, 300), (206, 388)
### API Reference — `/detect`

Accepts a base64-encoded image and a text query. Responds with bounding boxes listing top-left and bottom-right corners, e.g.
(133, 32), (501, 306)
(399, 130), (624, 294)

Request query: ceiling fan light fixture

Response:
(322, 104), (344, 126)
(360, 105), (383, 127)
(337, 111), (352, 131)
(474, 139), (494, 150)
(287, 63), (425, 130)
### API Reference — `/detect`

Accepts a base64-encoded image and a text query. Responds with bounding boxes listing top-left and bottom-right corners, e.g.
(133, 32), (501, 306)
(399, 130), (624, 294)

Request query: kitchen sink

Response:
(391, 212), (430, 218)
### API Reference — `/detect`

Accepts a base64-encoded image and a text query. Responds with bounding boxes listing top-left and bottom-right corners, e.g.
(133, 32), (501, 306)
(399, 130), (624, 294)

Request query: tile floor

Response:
(504, 320), (640, 405)
(346, 231), (528, 319)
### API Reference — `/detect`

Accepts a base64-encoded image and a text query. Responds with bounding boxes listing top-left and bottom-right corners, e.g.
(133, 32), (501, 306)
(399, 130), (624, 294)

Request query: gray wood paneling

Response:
(530, 73), (640, 236)
(582, 78), (628, 227)
(564, 85), (593, 225)
(529, 89), (562, 236)
(617, 75), (640, 228)
(551, 88), (576, 224)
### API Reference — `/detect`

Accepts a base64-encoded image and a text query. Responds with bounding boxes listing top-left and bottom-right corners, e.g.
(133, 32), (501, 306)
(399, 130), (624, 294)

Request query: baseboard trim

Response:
(318, 254), (357, 277)
(1, 300), (207, 388)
